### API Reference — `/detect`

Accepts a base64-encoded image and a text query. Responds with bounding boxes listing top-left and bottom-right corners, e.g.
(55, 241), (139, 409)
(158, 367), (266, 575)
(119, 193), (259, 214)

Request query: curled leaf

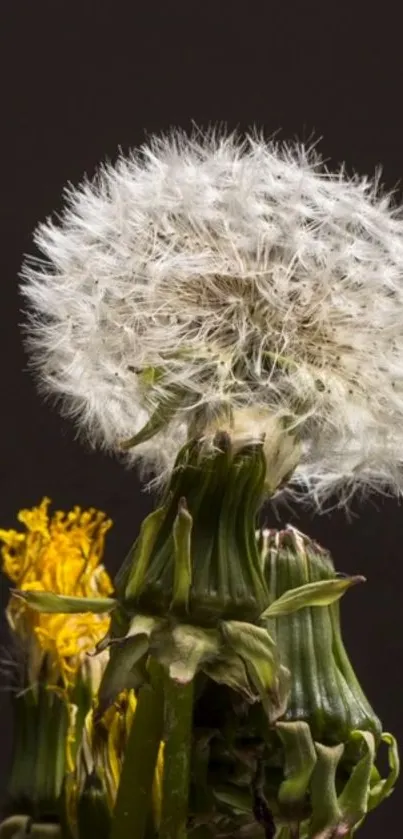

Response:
(337, 730), (375, 829)
(164, 624), (220, 684)
(119, 391), (186, 450)
(97, 635), (149, 713)
(368, 732), (400, 810)
(204, 650), (258, 703)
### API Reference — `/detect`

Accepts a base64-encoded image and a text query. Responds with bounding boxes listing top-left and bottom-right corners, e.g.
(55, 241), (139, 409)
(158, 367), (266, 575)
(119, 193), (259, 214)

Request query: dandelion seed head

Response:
(20, 129), (403, 510)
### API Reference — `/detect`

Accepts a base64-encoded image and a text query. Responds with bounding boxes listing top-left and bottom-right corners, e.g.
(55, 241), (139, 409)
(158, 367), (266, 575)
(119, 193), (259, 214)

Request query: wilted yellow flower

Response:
(0, 497), (113, 690)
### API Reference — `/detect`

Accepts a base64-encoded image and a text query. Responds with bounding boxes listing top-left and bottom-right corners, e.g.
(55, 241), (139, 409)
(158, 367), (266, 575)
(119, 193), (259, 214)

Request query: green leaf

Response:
(260, 576), (365, 620)
(11, 589), (117, 614)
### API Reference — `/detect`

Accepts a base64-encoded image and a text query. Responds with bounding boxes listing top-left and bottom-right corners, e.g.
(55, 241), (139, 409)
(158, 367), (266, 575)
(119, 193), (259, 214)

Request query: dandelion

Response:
(1, 500), (166, 837)
(6, 452), (399, 837)
(0, 499), (113, 825)
(20, 129), (403, 510)
(0, 497), (113, 691)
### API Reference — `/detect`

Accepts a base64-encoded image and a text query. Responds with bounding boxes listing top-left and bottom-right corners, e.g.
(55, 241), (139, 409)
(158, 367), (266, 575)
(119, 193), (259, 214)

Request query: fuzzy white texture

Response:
(20, 130), (403, 511)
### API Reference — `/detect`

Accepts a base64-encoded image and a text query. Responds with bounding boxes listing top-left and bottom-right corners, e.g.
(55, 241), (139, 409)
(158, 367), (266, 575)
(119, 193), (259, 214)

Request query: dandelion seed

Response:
(20, 129), (403, 510)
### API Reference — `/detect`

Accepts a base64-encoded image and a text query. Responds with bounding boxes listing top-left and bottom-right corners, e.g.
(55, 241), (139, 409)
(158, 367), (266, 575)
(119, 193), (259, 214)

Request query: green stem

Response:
(159, 677), (194, 839)
(110, 659), (164, 839)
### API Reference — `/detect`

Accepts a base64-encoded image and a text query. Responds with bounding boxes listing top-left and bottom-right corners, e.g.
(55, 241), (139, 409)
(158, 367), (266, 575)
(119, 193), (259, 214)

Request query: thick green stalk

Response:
(110, 659), (164, 839)
(159, 677), (194, 839)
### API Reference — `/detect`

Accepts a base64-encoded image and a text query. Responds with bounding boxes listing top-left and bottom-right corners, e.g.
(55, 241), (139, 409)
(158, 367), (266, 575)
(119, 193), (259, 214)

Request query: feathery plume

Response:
(20, 129), (403, 510)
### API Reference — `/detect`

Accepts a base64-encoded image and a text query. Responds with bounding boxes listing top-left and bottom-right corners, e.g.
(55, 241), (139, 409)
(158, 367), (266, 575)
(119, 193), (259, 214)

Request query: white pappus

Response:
(20, 129), (403, 512)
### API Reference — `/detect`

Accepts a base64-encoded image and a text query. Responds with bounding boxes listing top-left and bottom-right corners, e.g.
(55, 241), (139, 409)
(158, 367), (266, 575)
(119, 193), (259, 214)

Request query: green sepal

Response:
(97, 636), (149, 714)
(275, 721), (317, 814)
(367, 732), (400, 810)
(337, 730), (375, 830)
(260, 576), (365, 620)
(123, 507), (168, 602)
(203, 650), (257, 703)
(220, 620), (276, 660)
(219, 620), (288, 719)
(246, 660), (291, 723)
(119, 390), (186, 451)
(10, 590), (117, 614)
(160, 624), (220, 684)
(308, 742), (344, 837)
(171, 498), (193, 612)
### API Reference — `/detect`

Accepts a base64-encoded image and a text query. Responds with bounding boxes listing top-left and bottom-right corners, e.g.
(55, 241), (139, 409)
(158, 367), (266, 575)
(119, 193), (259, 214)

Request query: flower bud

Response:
(260, 525), (381, 744)
(186, 528), (399, 838)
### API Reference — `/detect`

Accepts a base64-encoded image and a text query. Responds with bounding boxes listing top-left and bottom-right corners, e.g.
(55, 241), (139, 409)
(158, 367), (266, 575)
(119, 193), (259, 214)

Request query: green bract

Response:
(12, 436), (399, 839)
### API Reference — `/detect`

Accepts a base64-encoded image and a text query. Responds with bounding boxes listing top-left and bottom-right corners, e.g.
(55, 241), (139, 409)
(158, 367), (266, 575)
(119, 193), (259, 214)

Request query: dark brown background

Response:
(1, 1), (402, 835)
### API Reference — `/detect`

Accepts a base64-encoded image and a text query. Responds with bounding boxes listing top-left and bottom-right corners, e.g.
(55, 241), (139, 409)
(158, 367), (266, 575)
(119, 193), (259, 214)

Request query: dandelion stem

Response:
(159, 676), (194, 839)
(110, 659), (164, 839)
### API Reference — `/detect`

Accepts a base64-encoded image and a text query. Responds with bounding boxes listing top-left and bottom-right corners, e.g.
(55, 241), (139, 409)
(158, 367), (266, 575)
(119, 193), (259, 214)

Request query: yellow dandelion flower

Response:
(0, 498), (113, 691)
